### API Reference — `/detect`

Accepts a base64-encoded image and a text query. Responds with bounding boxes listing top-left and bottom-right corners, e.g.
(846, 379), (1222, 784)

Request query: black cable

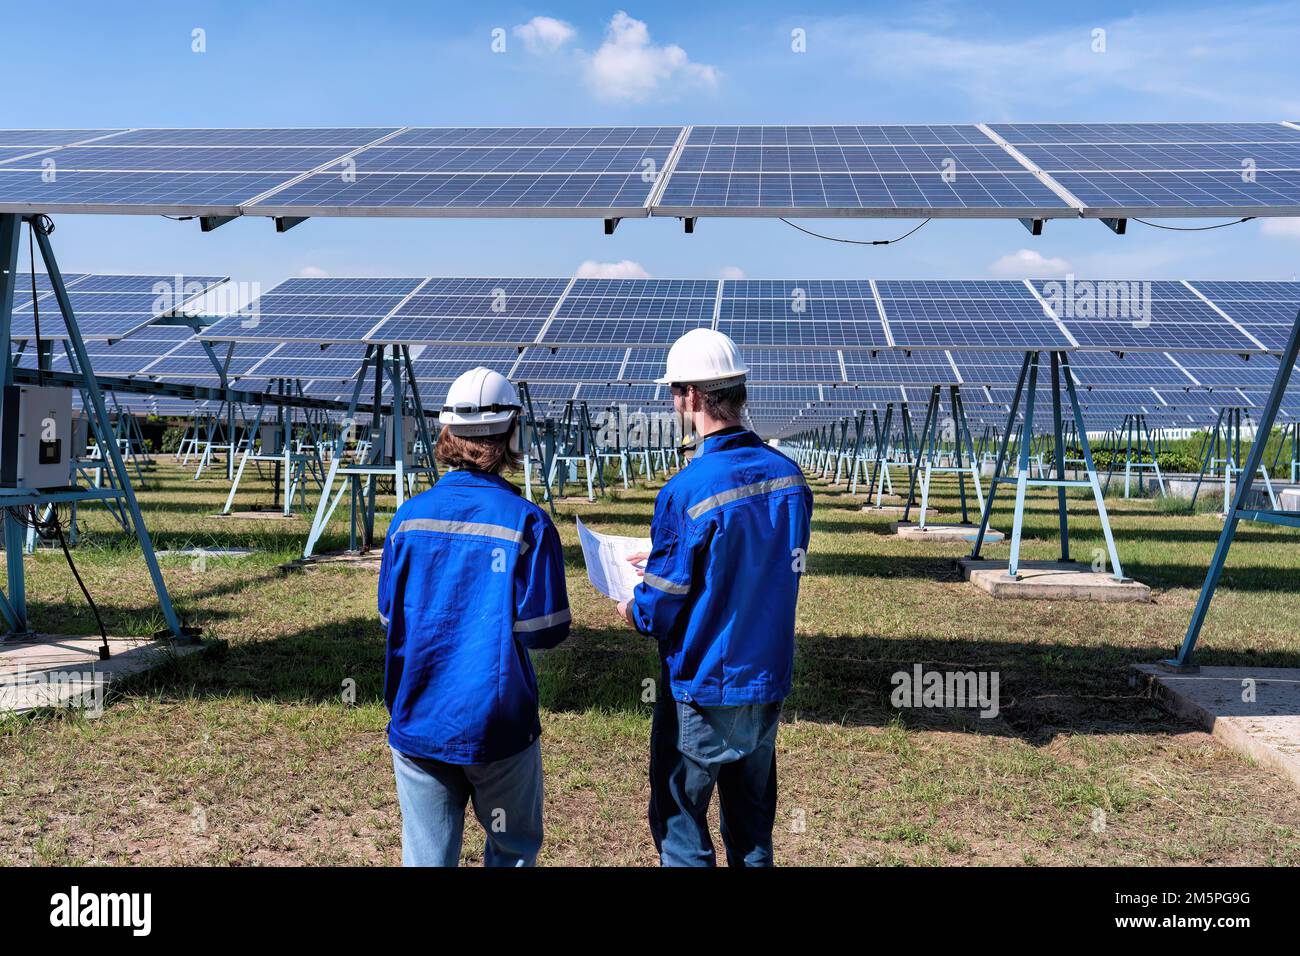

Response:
(779, 217), (932, 245)
(8, 504), (112, 660)
(1130, 216), (1254, 232)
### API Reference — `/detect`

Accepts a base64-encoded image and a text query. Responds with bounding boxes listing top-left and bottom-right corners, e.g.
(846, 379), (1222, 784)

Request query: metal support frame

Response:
(969, 351), (1123, 581)
(1103, 412), (1167, 499)
(1165, 308), (1300, 670)
(302, 344), (438, 559)
(907, 386), (986, 529)
(1, 213), (192, 641)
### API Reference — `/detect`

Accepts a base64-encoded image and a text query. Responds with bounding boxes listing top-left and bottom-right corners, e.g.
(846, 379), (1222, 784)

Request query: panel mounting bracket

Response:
(275, 216), (309, 233)
(1018, 217), (1044, 236)
(199, 216), (236, 232)
(683, 217), (696, 234)
(603, 217), (620, 235)
(1101, 217), (1127, 235)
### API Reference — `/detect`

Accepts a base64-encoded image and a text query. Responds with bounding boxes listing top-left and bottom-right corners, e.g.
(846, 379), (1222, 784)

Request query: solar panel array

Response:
(2, 123), (1299, 220)
(7, 273), (227, 341)
(200, 276), (1297, 360)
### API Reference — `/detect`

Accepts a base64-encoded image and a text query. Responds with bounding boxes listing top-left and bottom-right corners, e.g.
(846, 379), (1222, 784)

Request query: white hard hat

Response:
(439, 367), (521, 437)
(656, 328), (748, 390)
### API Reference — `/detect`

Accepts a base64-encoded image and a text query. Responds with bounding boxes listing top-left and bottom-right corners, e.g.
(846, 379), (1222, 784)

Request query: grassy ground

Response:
(2, 452), (1299, 866)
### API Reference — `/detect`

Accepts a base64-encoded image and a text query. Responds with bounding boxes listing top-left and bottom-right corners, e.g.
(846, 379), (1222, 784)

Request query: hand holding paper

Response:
(576, 517), (652, 603)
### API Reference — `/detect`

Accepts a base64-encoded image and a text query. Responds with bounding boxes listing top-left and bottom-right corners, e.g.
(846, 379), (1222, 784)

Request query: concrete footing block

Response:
(957, 558), (1151, 602)
(1133, 663), (1300, 793)
(893, 522), (1003, 543)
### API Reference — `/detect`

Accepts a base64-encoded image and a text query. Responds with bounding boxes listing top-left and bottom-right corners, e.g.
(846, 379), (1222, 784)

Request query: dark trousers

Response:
(648, 666), (782, 867)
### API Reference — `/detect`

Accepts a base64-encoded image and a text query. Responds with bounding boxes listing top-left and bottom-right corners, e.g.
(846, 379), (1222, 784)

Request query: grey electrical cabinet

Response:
(1, 385), (74, 490)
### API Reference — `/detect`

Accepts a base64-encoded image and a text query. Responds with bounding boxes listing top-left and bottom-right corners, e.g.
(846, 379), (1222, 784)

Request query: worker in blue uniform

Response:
(616, 329), (813, 866)
(378, 367), (570, 867)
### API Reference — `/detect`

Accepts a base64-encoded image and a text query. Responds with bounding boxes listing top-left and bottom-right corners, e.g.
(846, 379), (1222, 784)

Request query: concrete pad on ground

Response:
(1134, 664), (1300, 793)
(862, 504), (935, 517)
(0, 634), (203, 715)
(209, 510), (299, 521)
(957, 558), (1151, 602)
(157, 546), (257, 558)
(284, 550), (382, 571)
(893, 522), (1004, 543)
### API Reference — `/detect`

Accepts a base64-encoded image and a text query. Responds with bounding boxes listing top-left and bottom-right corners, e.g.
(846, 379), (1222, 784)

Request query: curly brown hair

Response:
(434, 423), (522, 475)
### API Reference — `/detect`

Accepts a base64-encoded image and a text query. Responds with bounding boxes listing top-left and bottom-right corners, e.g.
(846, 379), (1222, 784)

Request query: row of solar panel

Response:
(1, 123), (1298, 218)
(24, 322), (1296, 399)
(191, 276), (1299, 356)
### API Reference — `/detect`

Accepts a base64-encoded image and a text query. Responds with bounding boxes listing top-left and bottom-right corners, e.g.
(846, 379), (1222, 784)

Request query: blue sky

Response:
(9, 0), (1300, 292)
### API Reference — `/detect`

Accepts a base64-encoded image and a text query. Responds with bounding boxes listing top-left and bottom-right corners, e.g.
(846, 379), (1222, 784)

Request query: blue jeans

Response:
(391, 741), (544, 867)
(649, 671), (783, 867)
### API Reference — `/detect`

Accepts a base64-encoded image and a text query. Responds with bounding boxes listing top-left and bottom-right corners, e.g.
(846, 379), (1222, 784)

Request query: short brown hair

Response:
(699, 381), (747, 421)
(434, 423), (521, 475)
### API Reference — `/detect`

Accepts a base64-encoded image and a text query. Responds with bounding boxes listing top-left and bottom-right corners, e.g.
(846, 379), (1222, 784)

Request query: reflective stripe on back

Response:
(643, 571), (690, 595)
(513, 608), (571, 633)
(394, 517), (527, 552)
(686, 473), (808, 521)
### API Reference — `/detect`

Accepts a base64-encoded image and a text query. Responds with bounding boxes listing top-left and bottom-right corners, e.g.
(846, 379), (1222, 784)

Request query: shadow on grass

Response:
(104, 615), (1300, 751)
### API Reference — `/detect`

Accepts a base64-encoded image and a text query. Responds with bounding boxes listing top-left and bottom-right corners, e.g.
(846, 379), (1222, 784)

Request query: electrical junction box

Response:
(1, 385), (73, 490)
(383, 417), (419, 458)
(259, 422), (284, 455)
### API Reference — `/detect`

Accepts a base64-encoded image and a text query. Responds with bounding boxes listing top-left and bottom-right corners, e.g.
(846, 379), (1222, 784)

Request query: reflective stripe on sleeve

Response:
(686, 473), (809, 520)
(643, 571), (690, 595)
(513, 607), (572, 633)
(395, 517), (526, 549)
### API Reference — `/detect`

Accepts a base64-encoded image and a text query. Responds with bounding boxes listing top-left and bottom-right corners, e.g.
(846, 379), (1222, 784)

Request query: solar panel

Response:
(1064, 350), (1195, 388)
(843, 353), (956, 384)
(747, 349), (844, 384)
(0, 127), (671, 218)
(512, 347), (626, 382)
(6, 123), (1300, 222)
(10, 273), (226, 341)
(880, 298), (1070, 350)
(993, 122), (1300, 216)
(1165, 352), (1285, 389)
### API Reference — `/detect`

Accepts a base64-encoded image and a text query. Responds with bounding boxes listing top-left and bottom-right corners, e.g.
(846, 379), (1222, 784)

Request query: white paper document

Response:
(575, 517), (653, 603)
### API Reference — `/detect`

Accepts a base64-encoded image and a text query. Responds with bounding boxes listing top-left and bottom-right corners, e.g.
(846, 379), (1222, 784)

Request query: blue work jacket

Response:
(630, 429), (813, 706)
(378, 468), (570, 764)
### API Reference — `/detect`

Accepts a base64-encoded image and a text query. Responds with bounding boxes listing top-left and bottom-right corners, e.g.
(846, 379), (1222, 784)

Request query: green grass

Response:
(1, 453), (1299, 865)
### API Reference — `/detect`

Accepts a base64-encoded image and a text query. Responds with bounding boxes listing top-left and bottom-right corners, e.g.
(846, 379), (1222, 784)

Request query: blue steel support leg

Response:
(1006, 355), (1040, 579)
(1166, 307), (1300, 670)
(1061, 355), (1124, 582)
(971, 352), (1032, 561)
(903, 388), (939, 523)
(0, 214), (28, 634)
(1050, 353), (1070, 562)
(1190, 408), (1223, 510)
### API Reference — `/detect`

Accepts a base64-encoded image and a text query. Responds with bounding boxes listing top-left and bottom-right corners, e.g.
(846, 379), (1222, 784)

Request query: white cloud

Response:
(1260, 218), (1300, 239)
(298, 265), (328, 278)
(576, 259), (650, 278)
(583, 12), (719, 102)
(988, 249), (1072, 278)
(512, 16), (576, 55)
(719, 266), (747, 279)
(809, 6), (1300, 116)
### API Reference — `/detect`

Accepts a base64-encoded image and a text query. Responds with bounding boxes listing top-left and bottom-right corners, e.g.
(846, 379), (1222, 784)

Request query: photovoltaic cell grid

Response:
(658, 125), (1070, 216)
(0, 127), (675, 217)
(195, 276), (1300, 398)
(718, 279), (887, 349)
(3, 123), (1300, 220)
(10, 273), (227, 341)
(992, 123), (1300, 215)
